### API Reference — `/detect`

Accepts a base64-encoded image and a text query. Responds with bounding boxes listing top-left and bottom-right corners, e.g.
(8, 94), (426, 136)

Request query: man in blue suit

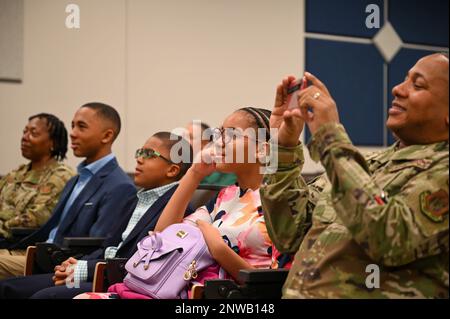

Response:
(0, 132), (196, 299)
(0, 102), (136, 280)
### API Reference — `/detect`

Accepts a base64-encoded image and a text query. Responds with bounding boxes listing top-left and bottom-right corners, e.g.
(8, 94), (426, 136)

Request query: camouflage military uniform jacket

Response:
(261, 123), (449, 298)
(0, 161), (75, 238)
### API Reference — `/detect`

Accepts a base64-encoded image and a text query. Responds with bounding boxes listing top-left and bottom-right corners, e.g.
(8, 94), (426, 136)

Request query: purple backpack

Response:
(123, 223), (215, 299)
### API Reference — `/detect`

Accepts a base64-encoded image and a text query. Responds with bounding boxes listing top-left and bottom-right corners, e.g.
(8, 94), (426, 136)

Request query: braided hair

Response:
(238, 107), (272, 142)
(29, 113), (68, 161)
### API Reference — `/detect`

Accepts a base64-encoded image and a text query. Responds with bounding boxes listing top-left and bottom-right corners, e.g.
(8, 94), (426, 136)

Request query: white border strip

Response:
(402, 43), (449, 52)
(306, 33), (449, 53)
(305, 32), (372, 44)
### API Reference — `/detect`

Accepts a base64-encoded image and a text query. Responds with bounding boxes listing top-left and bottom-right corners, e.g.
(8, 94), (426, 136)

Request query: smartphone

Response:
(287, 76), (307, 109)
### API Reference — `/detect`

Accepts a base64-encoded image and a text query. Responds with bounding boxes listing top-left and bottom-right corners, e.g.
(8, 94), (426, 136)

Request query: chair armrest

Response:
(0, 228), (39, 249)
(204, 280), (243, 299)
(10, 227), (39, 237)
(92, 258), (128, 293)
(204, 269), (290, 299)
(24, 246), (37, 276)
(190, 284), (205, 299)
(62, 237), (106, 248)
(31, 241), (104, 275)
(238, 268), (289, 284)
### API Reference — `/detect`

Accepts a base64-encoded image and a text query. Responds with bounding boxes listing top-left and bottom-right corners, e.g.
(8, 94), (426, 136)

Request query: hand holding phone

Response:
(287, 76), (307, 109)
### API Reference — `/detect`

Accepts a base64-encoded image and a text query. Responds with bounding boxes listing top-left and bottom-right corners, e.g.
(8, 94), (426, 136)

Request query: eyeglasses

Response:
(135, 148), (172, 163)
(211, 127), (261, 145)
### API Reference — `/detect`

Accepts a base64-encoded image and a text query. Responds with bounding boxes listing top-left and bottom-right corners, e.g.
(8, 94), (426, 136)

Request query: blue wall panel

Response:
(305, 0), (448, 147)
(389, 0), (449, 47)
(305, 39), (384, 146)
(306, 0), (384, 38)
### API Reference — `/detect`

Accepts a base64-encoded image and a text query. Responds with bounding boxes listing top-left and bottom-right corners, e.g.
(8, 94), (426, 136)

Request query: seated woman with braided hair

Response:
(0, 113), (75, 279)
(0, 113), (75, 240)
(75, 107), (291, 299)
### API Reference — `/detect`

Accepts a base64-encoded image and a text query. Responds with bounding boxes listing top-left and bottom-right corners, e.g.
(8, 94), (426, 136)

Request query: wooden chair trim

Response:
(24, 246), (37, 276)
(190, 284), (205, 299)
(92, 262), (107, 292)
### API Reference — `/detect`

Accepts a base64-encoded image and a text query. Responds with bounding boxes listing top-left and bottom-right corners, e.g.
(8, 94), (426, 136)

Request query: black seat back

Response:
(190, 184), (224, 209)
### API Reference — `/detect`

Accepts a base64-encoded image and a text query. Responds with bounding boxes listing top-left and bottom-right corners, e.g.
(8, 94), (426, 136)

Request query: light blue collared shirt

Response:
(46, 153), (116, 243)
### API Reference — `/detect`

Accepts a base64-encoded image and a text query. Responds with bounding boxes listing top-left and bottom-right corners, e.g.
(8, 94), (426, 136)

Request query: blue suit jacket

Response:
(11, 158), (136, 249)
(83, 184), (194, 280)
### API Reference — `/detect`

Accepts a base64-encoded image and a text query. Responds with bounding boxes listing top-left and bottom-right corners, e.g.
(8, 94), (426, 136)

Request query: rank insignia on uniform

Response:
(420, 190), (449, 222)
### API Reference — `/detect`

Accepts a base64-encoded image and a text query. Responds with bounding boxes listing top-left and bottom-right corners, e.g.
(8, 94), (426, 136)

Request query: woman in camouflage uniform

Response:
(0, 113), (75, 239)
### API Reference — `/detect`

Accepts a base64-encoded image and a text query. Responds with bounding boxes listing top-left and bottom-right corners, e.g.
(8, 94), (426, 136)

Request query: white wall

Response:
(1, 0), (331, 175)
(0, 0), (24, 81)
(125, 0), (306, 171)
(0, 0), (127, 171)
